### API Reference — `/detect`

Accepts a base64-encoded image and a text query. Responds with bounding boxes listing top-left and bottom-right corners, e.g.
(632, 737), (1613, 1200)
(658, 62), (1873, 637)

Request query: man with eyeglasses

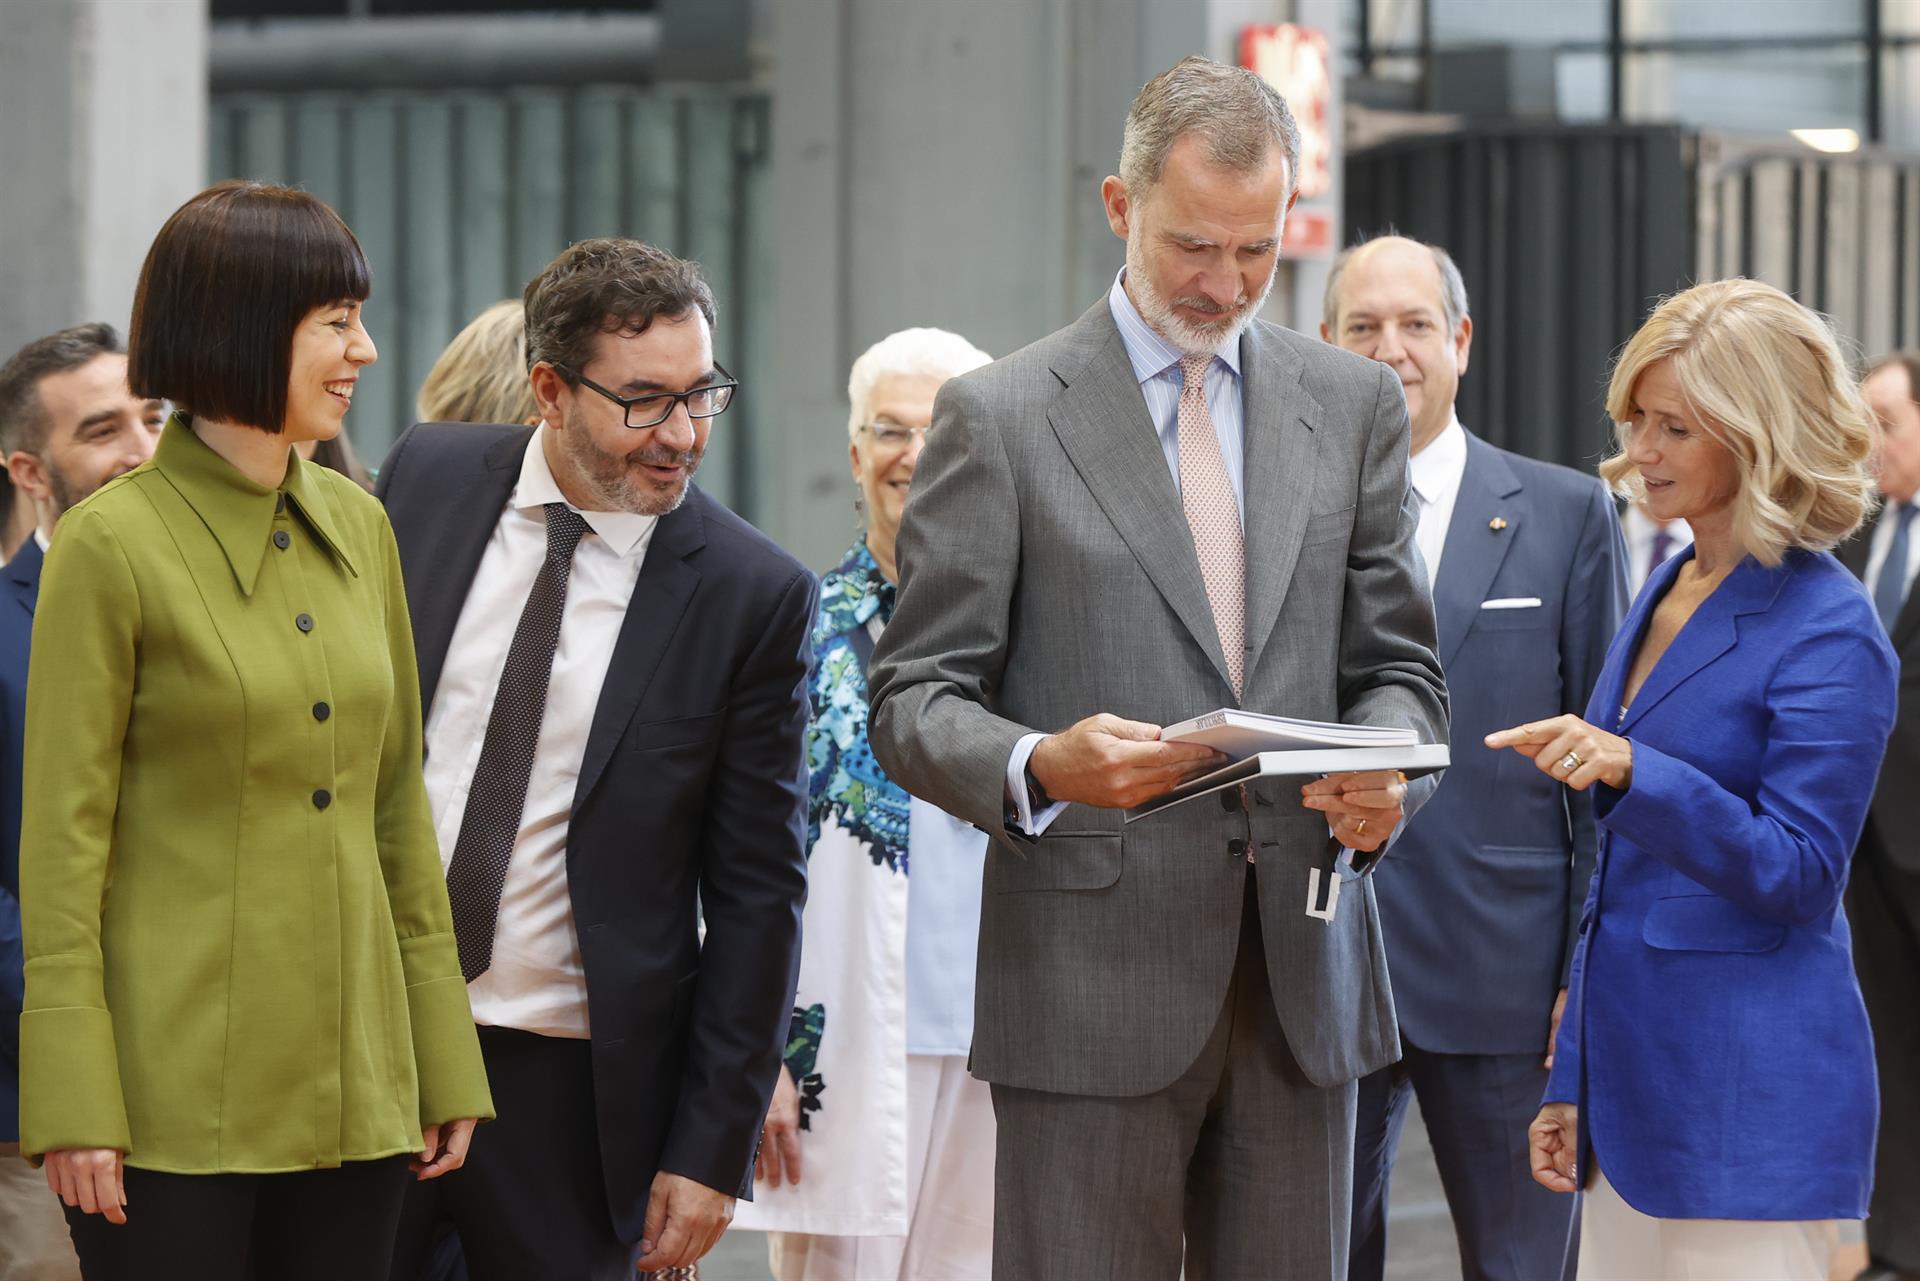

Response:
(376, 239), (817, 1281)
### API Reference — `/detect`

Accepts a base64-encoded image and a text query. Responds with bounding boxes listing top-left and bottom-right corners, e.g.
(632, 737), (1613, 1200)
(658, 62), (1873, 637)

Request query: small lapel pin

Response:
(1489, 517), (1509, 532)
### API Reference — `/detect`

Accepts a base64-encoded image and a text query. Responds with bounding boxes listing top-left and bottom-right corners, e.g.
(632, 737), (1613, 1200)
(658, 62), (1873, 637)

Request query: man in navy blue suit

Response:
(0, 323), (163, 1279)
(1323, 237), (1627, 1281)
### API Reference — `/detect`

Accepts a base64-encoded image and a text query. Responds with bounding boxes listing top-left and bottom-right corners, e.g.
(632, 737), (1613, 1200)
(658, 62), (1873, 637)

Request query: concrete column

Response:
(0, 0), (207, 361)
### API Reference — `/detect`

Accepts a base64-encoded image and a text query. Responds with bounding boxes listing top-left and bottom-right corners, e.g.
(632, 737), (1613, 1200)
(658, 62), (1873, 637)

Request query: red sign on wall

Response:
(1240, 23), (1333, 201)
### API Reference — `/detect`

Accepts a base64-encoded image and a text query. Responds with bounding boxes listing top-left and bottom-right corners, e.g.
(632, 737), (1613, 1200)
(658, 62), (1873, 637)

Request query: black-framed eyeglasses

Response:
(564, 362), (739, 429)
(858, 423), (934, 448)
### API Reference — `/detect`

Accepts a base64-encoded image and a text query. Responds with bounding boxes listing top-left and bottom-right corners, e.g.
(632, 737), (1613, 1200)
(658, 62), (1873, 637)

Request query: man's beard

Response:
(47, 458), (117, 519)
(1125, 231), (1277, 356)
(557, 406), (703, 516)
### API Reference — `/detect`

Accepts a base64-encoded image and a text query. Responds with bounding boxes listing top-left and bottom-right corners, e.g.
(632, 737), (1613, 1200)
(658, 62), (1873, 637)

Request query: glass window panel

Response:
(1368, 0), (1425, 52)
(1433, 0), (1606, 47)
(1887, 0), (1920, 35)
(1556, 51), (1612, 120)
(1887, 44), (1920, 150)
(1622, 47), (1867, 135)
(1623, 0), (1863, 41)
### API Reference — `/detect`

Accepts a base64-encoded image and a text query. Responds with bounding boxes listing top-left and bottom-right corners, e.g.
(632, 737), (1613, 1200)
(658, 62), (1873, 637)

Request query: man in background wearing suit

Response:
(0, 323), (162, 1281)
(378, 240), (816, 1281)
(1843, 351), (1920, 1281)
(868, 58), (1449, 1281)
(1323, 236), (1627, 1281)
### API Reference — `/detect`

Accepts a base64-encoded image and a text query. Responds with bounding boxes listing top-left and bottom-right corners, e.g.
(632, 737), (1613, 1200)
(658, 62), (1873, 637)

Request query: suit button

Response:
(1220, 789), (1241, 813)
(295, 613), (313, 632)
(312, 701), (330, 722)
(273, 530), (291, 550)
(1227, 837), (1246, 857)
(312, 789), (332, 810)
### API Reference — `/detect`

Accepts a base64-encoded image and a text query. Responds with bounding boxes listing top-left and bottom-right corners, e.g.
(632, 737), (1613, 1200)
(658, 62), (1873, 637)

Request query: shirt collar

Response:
(152, 412), (358, 596)
(513, 425), (658, 558)
(1408, 413), (1468, 506)
(1106, 269), (1243, 386)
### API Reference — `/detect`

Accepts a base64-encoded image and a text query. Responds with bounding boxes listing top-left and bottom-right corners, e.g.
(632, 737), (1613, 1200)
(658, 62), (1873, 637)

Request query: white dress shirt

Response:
(1865, 498), (1920, 607)
(1005, 271), (1248, 835)
(1408, 415), (1468, 585)
(422, 429), (658, 1038)
(1620, 502), (1693, 597)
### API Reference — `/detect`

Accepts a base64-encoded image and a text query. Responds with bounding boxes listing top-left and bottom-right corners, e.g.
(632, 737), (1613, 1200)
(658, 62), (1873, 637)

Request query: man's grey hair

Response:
(1322, 235), (1472, 336)
(1119, 56), (1302, 202)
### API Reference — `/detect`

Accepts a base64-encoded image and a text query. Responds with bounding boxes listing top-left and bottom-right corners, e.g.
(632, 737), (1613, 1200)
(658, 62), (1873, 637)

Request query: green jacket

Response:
(18, 415), (493, 1172)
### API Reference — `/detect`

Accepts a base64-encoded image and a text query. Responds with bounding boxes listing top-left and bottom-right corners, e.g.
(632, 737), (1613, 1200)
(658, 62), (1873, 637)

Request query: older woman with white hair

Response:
(1488, 278), (1895, 1280)
(732, 328), (995, 1281)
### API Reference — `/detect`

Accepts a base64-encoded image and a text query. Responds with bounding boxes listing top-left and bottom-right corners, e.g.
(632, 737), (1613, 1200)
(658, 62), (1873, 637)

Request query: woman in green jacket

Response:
(16, 181), (493, 1279)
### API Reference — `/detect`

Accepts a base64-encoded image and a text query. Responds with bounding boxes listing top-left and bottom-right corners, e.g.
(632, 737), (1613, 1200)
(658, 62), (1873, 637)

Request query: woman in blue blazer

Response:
(1489, 278), (1895, 1280)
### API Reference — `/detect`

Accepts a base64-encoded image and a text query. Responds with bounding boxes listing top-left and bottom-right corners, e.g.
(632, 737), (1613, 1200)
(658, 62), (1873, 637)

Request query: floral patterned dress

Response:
(732, 541), (918, 1237)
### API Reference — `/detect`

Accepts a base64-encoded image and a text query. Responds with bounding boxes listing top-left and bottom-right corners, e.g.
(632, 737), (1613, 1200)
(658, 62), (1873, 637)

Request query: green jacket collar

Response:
(153, 413), (359, 595)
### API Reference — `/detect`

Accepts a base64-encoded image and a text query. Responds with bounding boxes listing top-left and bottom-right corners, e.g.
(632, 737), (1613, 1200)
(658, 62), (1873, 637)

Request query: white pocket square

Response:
(1481, 597), (1543, 610)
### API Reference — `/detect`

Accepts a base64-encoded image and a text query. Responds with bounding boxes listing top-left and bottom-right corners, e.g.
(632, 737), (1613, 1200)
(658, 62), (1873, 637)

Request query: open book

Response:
(1160, 708), (1417, 761)
(1125, 744), (1451, 823)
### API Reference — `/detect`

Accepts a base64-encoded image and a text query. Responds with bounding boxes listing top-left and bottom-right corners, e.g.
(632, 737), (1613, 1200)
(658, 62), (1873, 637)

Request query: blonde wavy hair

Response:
(415, 300), (539, 426)
(1599, 278), (1877, 566)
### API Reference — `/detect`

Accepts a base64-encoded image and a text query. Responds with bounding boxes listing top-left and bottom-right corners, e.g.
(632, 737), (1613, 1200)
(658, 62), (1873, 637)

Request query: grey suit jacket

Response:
(867, 300), (1449, 1097)
(1375, 434), (1627, 1056)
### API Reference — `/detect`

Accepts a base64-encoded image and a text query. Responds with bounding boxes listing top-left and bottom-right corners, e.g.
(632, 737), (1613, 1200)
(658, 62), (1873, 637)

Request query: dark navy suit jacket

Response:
(377, 423), (816, 1241)
(1375, 434), (1628, 1056)
(0, 536), (43, 1145)
(1546, 547), (1895, 1220)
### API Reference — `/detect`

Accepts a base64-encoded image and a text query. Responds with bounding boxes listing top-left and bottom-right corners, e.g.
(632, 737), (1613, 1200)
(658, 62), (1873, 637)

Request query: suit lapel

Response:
(4, 538), (43, 620)
(1045, 303), (1235, 691)
(414, 428), (528, 712)
(1836, 511), (1920, 649)
(572, 488), (706, 808)
(1240, 322), (1319, 686)
(1618, 553), (1787, 733)
(1432, 435), (1522, 668)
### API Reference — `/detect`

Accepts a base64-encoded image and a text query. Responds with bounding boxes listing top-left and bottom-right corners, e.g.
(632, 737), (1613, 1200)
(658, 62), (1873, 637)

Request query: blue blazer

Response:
(0, 536), (42, 1145)
(1377, 434), (1627, 1054)
(1546, 546), (1897, 1221)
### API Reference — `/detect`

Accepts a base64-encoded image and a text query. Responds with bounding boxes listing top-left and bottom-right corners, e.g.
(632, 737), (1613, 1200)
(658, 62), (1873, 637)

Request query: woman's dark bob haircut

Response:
(129, 181), (371, 434)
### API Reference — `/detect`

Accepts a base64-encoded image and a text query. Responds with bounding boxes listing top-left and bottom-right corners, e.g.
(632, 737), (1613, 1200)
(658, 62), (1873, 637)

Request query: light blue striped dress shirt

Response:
(1105, 269), (1247, 520)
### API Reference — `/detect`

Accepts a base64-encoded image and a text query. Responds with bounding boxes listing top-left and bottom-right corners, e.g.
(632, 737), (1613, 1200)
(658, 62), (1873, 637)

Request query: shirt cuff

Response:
(1006, 732), (1067, 837)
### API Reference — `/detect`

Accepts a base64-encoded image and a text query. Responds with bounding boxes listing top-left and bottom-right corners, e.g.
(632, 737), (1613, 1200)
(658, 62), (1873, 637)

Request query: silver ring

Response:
(1558, 751), (1583, 772)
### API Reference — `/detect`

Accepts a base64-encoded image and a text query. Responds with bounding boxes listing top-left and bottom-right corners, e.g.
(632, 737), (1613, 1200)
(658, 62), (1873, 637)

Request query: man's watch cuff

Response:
(1023, 762), (1053, 812)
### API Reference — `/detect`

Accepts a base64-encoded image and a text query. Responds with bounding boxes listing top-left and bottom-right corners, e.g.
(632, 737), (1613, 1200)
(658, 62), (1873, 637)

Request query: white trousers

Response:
(1578, 1164), (1840, 1281)
(0, 1146), (81, 1281)
(767, 1054), (995, 1281)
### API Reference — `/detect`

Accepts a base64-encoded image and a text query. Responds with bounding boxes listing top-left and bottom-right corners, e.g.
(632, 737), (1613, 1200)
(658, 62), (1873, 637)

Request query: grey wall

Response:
(0, 0), (208, 364)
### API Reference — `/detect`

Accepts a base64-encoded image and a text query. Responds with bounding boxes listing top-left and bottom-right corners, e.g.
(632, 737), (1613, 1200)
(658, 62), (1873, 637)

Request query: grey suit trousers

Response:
(990, 871), (1356, 1281)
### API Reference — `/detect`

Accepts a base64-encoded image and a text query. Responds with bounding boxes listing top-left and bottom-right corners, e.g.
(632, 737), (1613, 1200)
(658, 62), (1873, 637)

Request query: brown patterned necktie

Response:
(445, 502), (592, 982)
(1177, 353), (1247, 698)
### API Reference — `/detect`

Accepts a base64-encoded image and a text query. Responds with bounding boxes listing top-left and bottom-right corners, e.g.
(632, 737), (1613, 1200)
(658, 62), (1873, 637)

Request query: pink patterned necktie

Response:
(1177, 353), (1246, 698)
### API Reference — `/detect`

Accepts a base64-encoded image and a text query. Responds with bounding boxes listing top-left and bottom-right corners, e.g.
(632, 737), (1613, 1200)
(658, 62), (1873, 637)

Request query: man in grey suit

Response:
(1323, 235), (1627, 1281)
(867, 58), (1449, 1280)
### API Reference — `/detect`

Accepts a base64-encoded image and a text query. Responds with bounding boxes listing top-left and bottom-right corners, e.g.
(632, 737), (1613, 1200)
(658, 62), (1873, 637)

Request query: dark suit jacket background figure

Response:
(377, 423), (815, 1246)
(1840, 517), (1920, 1272)
(0, 537), (42, 1144)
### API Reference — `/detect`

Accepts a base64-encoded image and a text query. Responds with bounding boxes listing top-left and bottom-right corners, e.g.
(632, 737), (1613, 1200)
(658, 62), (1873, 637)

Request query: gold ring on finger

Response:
(1354, 817), (1368, 835)
(1558, 751), (1582, 772)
